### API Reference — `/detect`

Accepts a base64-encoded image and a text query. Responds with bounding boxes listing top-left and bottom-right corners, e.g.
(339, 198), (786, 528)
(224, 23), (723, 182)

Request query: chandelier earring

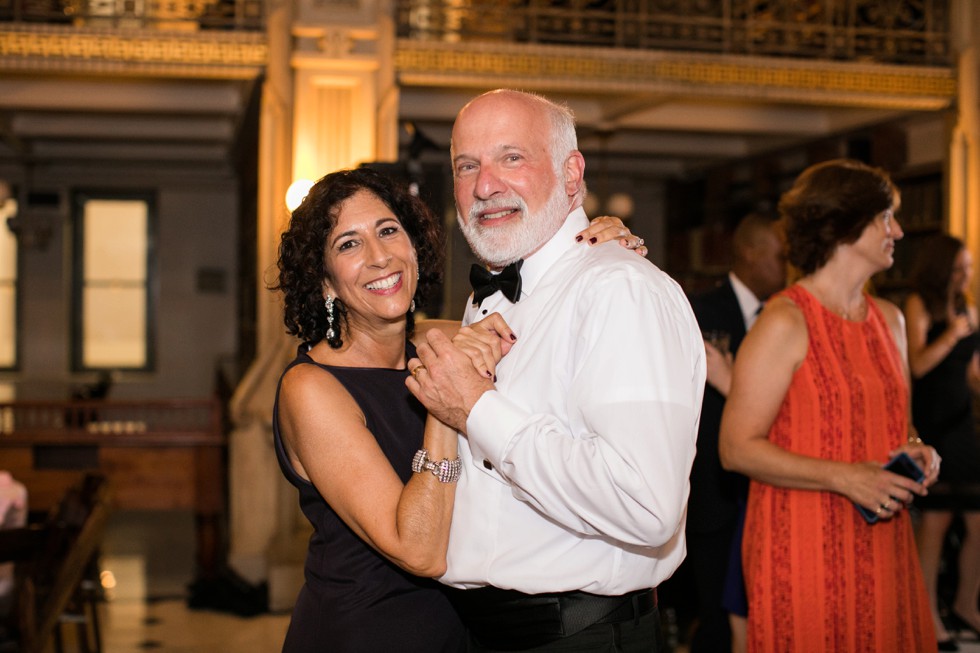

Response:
(324, 295), (336, 341)
(410, 266), (419, 313)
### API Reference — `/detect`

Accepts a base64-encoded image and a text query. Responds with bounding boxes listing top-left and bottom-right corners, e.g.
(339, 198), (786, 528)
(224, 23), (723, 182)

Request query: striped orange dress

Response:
(743, 284), (936, 653)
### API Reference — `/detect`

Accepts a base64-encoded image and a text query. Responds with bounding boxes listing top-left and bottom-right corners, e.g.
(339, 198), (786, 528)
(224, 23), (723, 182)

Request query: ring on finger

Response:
(411, 364), (427, 380)
(881, 500), (891, 511)
(875, 505), (883, 516)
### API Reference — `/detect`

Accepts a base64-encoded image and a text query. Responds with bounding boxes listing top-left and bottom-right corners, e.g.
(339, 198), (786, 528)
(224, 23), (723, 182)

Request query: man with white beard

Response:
(406, 89), (705, 652)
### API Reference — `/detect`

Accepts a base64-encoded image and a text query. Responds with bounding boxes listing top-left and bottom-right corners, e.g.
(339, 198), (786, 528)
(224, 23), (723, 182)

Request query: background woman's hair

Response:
(273, 167), (444, 345)
(779, 158), (898, 275)
(911, 232), (968, 319)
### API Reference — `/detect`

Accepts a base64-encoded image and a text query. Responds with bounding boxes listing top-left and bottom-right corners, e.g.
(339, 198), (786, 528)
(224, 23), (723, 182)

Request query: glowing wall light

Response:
(285, 179), (314, 212)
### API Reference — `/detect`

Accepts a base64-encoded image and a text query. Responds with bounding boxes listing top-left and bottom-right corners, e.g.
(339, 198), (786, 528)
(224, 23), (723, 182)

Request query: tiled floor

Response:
(94, 510), (290, 653)
(90, 510), (980, 653)
(101, 598), (289, 652)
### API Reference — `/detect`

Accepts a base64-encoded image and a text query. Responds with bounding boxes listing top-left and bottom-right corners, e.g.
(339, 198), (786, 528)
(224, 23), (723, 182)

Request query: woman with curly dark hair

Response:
(720, 159), (941, 652)
(271, 167), (640, 652)
(905, 233), (980, 649)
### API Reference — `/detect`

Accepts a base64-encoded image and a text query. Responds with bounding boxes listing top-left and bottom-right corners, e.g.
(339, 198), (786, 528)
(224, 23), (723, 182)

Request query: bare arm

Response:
(575, 215), (648, 257)
(719, 297), (927, 517)
(278, 364), (457, 577)
(874, 297), (941, 485)
(904, 293), (974, 379)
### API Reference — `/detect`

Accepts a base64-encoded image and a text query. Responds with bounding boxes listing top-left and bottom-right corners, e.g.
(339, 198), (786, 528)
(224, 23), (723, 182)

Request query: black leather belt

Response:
(593, 587), (657, 624)
(448, 586), (657, 650)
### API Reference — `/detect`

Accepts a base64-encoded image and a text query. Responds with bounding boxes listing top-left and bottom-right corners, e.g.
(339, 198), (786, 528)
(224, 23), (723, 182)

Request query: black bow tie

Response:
(470, 260), (524, 307)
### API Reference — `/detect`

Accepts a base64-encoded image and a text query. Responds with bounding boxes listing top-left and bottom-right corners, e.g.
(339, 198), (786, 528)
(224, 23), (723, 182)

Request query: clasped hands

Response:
(406, 313), (516, 433)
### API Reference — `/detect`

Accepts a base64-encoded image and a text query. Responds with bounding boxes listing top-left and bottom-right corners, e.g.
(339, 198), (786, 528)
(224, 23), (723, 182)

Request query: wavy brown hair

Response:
(910, 233), (968, 320)
(779, 159), (898, 275)
(272, 167), (444, 346)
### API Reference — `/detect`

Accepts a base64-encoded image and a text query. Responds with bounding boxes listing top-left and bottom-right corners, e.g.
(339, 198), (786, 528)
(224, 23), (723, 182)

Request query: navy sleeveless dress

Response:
(273, 343), (466, 652)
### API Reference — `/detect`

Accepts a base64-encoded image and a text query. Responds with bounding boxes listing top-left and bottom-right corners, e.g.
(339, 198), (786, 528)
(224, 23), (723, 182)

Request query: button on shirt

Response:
(442, 208), (706, 595)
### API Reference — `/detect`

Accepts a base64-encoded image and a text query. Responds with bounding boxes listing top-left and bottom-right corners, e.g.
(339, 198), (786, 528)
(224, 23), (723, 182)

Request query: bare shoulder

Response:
(903, 291), (925, 313)
(279, 362), (364, 428)
(758, 294), (807, 337)
(871, 296), (905, 332)
(740, 294), (808, 368)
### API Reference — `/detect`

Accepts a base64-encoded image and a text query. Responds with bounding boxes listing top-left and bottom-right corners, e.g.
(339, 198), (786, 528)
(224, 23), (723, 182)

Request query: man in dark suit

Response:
(684, 214), (786, 653)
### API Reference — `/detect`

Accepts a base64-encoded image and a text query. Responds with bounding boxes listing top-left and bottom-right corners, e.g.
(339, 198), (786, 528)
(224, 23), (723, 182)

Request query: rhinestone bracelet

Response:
(411, 449), (461, 483)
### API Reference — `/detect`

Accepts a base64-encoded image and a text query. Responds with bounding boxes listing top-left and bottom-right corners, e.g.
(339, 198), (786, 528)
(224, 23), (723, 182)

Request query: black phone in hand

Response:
(856, 452), (925, 524)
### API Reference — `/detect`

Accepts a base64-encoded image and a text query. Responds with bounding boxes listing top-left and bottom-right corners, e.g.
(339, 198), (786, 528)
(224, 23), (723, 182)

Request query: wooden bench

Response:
(0, 473), (110, 653)
(0, 399), (227, 580)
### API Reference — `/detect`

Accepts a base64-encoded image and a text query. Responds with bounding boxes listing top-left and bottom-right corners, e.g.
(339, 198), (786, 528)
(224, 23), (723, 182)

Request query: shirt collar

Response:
(728, 271), (763, 329)
(516, 208), (589, 299)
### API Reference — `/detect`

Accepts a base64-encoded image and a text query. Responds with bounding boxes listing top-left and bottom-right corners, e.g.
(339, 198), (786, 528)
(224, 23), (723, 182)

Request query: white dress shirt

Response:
(442, 208), (706, 595)
(728, 271), (763, 331)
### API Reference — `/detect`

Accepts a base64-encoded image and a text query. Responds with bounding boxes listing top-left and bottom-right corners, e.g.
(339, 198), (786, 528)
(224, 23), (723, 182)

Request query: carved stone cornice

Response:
(0, 24), (267, 79)
(395, 40), (956, 111)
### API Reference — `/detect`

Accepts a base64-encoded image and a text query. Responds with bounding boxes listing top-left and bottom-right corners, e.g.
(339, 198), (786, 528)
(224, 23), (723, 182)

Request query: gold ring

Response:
(881, 500), (891, 511)
(875, 505), (883, 516)
(411, 364), (427, 380)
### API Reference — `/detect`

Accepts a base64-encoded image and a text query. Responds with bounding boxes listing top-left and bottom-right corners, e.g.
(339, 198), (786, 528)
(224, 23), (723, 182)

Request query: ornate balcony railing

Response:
(396, 0), (952, 66)
(0, 0), (263, 31)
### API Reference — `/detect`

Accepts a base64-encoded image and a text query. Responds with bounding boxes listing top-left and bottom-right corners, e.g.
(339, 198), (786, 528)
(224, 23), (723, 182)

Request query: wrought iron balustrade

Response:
(0, 0), (263, 31)
(396, 0), (952, 66)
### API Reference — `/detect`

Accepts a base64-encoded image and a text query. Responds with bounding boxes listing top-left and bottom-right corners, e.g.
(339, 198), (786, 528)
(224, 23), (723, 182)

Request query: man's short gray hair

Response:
(518, 91), (586, 205)
(455, 89), (587, 204)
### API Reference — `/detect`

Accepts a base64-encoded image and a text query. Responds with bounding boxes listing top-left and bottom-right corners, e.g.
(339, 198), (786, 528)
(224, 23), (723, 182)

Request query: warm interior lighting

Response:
(285, 179), (314, 212)
(606, 193), (634, 220)
(100, 569), (117, 589)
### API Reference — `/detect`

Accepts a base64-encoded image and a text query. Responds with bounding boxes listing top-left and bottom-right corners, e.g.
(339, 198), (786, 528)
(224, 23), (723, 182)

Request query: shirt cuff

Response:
(465, 390), (529, 473)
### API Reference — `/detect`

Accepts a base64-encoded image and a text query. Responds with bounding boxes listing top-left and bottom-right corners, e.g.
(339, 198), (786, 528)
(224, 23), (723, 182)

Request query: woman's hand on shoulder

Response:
(451, 312), (517, 380)
(576, 216), (647, 257)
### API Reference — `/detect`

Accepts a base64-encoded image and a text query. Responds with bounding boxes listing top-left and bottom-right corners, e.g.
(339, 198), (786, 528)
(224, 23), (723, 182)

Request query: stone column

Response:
(949, 0), (980, 287)
(228, 0), (398, 612)
(227, 0), (296, 590)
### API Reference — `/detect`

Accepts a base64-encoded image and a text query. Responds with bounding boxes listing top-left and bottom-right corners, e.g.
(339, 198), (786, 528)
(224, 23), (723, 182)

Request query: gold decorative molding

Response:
(0, 25), (267, 78)
(395, 41), (957, 110)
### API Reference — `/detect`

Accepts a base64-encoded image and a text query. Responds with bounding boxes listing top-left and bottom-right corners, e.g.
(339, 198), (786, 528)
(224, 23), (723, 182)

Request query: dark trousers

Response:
(466, 607), (663, 653)
(686, 527), (735, 653)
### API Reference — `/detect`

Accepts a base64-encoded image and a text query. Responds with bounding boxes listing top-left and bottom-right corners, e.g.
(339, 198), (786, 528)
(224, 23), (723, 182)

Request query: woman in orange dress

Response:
(719, 159), (941, 652)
